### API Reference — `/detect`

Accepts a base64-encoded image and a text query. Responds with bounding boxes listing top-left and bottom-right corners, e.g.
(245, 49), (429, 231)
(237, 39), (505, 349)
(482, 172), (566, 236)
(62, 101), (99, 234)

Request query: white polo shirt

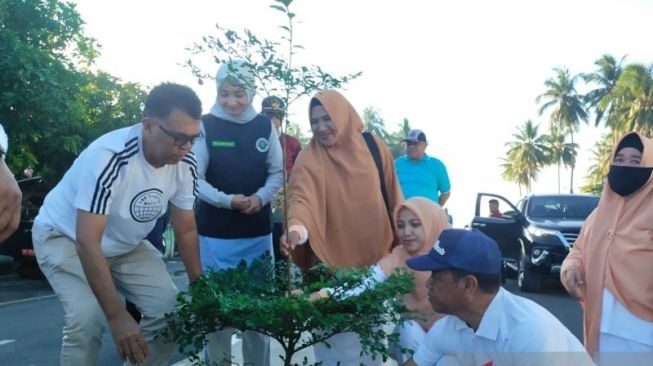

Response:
(413, 288), (593, 366)
(35, 124), (198, 257)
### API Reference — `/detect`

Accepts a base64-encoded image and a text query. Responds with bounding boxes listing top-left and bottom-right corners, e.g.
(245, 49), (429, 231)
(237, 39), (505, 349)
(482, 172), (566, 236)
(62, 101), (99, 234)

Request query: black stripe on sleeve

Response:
(89, 138), (138, 214)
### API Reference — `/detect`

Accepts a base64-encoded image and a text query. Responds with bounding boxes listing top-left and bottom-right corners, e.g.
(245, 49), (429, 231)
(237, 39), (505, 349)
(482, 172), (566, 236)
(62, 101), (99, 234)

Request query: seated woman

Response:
(307, 197), (449, 363)
(382, 197), (449, 361)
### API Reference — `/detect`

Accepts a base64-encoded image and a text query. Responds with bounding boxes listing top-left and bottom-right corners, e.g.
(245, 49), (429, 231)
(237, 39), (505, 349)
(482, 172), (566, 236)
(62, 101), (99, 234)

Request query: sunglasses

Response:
(158, 124), (204, 147)
(263, 110), (284, 119)
(406, 141), (422, 146)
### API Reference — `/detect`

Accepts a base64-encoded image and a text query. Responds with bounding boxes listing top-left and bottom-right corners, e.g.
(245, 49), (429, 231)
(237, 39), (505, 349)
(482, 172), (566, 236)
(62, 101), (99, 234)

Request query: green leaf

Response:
(270, 4), (286, 12)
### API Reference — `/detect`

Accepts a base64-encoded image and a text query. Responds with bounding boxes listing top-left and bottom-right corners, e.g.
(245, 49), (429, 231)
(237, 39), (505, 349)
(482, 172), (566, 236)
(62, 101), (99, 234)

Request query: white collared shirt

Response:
(413, 288), (593, 366)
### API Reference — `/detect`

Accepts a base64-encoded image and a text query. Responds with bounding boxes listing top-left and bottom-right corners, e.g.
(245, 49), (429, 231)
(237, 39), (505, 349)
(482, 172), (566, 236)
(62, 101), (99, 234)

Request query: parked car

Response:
(469, 193), (599, 292)
(0, 177), (47, 278)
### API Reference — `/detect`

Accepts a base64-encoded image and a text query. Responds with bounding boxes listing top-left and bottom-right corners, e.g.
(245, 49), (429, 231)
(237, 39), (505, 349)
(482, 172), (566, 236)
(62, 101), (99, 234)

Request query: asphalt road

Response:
(0, 269), (583, 365)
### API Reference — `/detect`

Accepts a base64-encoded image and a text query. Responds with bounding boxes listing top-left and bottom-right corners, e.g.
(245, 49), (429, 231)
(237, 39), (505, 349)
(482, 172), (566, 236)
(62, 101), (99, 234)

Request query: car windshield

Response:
(527, 196), (599, 220)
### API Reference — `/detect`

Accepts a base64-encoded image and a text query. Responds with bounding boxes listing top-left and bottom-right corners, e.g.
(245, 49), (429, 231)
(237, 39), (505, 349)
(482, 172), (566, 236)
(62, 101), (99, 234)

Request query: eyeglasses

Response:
(158, 124), (204, 147)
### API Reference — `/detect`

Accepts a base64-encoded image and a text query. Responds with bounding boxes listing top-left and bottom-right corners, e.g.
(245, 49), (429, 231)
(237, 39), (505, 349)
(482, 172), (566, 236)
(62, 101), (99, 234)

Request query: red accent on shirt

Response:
(280, 134), (302, 174)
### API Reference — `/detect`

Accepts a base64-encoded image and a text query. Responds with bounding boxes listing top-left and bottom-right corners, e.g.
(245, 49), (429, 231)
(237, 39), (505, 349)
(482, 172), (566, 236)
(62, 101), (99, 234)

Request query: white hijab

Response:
(209, 60), (258, 124)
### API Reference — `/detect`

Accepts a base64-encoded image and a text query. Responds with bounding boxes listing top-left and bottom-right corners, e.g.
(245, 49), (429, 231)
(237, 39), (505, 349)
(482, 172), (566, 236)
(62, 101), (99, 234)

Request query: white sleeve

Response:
(413, 319), (447, 366)
(254, 125), (283, 206)
(0, 123), (8, 155)
(74, 148), (125, 215)
(325, 264), (387, 299)
(508, 320), (595, 366)
(170, 153), (199, 210)
(191, 121), (234, 209)
(288, 224), (309, 244)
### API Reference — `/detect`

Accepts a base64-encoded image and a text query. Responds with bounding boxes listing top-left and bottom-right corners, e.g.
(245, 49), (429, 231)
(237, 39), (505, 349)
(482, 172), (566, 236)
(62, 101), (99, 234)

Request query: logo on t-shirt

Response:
(130, 188), (164, 223)
(256, 137), (270, 153)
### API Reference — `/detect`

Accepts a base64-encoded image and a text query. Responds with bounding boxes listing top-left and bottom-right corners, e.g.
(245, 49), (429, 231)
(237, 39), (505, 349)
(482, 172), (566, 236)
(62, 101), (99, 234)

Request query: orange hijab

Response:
(287, 90), (403, 268)
(562, 131), (653, 357)
(378, 197), (449, 330)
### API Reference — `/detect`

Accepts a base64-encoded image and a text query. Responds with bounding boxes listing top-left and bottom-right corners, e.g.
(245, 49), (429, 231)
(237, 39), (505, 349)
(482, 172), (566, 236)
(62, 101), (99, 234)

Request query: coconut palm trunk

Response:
(569, 130), (575, 193)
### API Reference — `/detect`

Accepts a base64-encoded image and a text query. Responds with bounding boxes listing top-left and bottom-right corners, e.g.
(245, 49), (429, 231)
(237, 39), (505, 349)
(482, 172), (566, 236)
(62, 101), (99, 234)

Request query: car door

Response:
(470, 193), (523, 272)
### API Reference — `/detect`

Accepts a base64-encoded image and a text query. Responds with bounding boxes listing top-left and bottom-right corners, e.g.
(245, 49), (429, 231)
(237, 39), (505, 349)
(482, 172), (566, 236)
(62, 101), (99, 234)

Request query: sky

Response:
(71, 0), (653, 225)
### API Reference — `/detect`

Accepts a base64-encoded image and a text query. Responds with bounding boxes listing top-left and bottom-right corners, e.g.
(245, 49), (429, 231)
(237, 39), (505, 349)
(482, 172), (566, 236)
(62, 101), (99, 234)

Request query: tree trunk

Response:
(569, 131), (575, 193)
(557, 161), (561, 193)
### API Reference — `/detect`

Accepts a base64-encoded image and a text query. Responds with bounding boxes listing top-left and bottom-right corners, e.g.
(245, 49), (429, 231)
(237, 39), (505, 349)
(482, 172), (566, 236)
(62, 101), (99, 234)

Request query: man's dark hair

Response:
(143, 83), (202, 121)
(449, 268), (501, 294)
(489, 199), (499, 205)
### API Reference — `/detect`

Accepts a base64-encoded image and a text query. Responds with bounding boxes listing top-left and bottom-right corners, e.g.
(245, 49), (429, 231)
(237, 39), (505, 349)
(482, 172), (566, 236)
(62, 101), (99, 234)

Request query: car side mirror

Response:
(503, 210), (526, 223)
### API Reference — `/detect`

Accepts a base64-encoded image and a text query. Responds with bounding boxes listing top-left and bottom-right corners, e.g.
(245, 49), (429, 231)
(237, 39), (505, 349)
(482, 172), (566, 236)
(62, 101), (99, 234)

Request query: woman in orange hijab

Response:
(561, 132), (653, 366)
(280, 90), (403, 364)
(281, 89), (403, 268)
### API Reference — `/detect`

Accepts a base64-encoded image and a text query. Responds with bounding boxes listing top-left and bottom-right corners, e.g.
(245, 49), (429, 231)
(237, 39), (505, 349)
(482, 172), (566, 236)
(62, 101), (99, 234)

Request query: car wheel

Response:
(518, 258), (541, 293)
(18, 260), (44, 279)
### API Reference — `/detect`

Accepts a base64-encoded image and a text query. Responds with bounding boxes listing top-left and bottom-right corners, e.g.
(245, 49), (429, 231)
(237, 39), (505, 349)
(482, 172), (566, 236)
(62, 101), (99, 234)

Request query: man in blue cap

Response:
(402, 229), (592, 366)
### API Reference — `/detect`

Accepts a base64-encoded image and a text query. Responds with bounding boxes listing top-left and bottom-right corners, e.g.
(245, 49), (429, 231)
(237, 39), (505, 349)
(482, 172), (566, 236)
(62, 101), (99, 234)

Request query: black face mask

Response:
(608, 165), (653, 197)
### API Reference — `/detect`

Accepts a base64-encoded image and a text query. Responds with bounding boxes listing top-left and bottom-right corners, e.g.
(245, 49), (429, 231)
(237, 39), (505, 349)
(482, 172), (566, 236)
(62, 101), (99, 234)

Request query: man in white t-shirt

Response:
(403, 229), (593, 366)
(32, 83), (204, 366)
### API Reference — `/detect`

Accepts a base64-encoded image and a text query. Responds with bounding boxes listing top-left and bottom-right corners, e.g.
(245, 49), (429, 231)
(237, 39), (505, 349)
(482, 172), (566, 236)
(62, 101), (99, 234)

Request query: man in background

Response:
(395, 129), (451, 207)
(489, 198), (503, 218)
(261, 96), (302, 261)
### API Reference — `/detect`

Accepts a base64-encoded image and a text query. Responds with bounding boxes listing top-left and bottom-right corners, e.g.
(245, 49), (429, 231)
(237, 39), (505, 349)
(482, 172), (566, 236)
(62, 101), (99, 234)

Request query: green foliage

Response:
(608, 63), (653, 135)
(543, 125), (578, 193)
(184, 0), (360, 140)
(582, 54), (626, 127)
(502, 120), (549, 193)
(0, 0), (145, 184)
(361, 107), (413, 158)
(536, 67), (587, 193)
(161, 257), (414, 365)
(580, 132), (616, 195)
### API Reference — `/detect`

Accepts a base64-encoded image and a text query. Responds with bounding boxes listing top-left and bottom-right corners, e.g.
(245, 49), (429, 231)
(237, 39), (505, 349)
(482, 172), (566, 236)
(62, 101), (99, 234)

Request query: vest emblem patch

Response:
(256, 137), (270, 153)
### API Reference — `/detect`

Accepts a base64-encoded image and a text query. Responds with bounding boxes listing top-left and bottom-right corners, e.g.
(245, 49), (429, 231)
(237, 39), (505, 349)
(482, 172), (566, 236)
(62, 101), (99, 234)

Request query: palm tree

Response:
(583, 54), (627, 126)
(362, 107), (390, 140)
(398, 118), (412, 138)
(544, 125), (578, 193)
(503, 120), (549, 193)
(501, 158), (528, 196)
(536, 67), (588, 192)
(580, 132), (616, 194)
(388, 118), (413, 158)
(609, 63), (653, 135)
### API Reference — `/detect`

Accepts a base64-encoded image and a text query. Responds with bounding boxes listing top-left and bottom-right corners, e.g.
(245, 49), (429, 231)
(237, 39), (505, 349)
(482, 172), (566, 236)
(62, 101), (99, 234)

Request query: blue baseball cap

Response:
(403, 129), (427, 143)
(406, 229), (502, 275)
